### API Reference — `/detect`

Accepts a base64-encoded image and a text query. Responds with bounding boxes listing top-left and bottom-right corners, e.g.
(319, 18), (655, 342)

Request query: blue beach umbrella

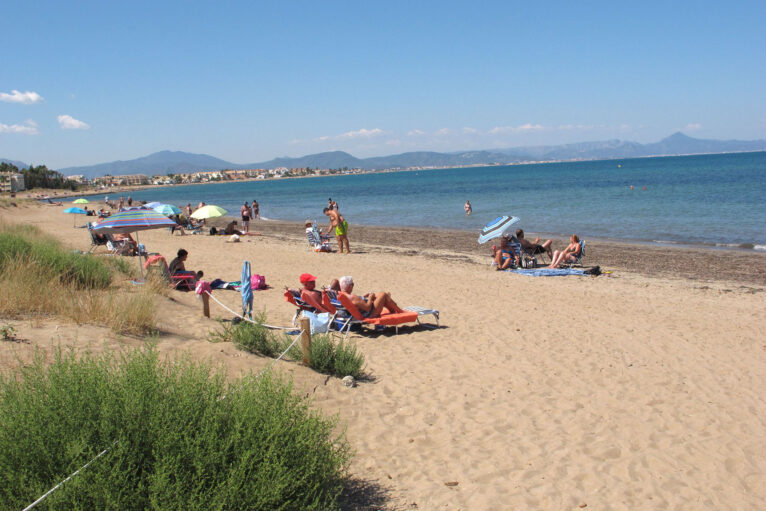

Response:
(154, 204), (182, 216)
(241, 261), (253, 319)
(64, 206), (88, 226)
(144, 201), (163, 209)
(478, 215), (520, 244)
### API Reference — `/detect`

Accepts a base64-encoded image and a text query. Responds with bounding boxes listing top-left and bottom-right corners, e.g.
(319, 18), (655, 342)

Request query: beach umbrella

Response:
(241, 261), (253, 320)
(191, 205), (227, 220)
(64, 206), (88, 227)
(73, 198), (89, 204)
(477, 215), (520, 244)
(144, 201), (163, 209)
(93, 209), (176, 276)
(154, 204), (182, 216)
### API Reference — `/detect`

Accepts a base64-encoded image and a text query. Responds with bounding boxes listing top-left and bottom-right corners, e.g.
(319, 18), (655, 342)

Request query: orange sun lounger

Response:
(333, 291), (419, 338)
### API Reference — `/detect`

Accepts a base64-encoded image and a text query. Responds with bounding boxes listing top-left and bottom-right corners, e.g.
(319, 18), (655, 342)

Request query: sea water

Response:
(116, 151), (766, 250)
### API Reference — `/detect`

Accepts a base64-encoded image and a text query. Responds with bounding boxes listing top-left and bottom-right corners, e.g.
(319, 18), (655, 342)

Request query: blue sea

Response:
(100, 152), (766, 250)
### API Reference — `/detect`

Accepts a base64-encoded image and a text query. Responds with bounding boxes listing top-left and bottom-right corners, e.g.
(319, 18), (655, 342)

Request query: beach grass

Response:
(0, 224), (155, 334)
(211, 320), (365, 378)
(0, 345), (351, 510)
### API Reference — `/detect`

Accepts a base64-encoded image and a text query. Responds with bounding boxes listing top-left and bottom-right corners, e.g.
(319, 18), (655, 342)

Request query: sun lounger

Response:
(145, 255), (197, 290)
(334, 291), (436, 340)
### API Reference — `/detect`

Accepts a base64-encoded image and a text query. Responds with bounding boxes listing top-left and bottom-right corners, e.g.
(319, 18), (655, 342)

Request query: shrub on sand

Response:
(0, 346), (351, 509)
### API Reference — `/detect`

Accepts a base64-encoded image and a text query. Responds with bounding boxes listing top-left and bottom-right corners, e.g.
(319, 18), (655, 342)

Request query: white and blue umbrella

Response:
(478, 215), (520, 244)
(241, 261), (253, 319)
(154, 204), (182, 216)
(144, 201), (163, 209)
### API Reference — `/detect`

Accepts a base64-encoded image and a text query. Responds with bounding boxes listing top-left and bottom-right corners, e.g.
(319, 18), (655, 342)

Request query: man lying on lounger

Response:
(338, 275), (405, 318)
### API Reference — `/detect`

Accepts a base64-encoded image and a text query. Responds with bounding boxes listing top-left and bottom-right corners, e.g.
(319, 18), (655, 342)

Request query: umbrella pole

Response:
(136, 232), (144, 279)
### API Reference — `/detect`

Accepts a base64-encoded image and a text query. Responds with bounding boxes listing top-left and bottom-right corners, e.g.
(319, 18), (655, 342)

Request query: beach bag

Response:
(522, 256), (537, 269)
(250, 274), (266, 290)
(302, 311), (331, 334)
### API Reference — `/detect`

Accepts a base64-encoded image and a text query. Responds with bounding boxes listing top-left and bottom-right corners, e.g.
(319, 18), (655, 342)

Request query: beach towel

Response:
(511, 268), (588, 277)
(241, 261), (253, 319)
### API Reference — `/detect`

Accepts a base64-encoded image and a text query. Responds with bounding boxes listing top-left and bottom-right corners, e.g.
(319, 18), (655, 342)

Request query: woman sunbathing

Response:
(549, 234), (582, 268)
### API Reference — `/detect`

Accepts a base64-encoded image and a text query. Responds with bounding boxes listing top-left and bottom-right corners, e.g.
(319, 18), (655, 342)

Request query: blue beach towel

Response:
(511, 268), (587, 277)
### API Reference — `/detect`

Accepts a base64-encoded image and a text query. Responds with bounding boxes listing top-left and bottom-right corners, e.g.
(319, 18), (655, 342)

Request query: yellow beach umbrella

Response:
(191, 205), (227, 220)
(73, 198), (89, 204)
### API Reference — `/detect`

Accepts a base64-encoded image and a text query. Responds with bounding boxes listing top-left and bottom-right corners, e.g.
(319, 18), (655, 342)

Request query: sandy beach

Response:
(2, 202), (765, 510)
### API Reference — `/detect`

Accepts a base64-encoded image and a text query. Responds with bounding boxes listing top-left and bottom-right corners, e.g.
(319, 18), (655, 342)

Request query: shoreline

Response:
(210, 217), (766, 286)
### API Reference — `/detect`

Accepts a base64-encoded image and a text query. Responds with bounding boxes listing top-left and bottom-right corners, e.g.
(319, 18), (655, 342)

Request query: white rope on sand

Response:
(204, 290), (296, 331)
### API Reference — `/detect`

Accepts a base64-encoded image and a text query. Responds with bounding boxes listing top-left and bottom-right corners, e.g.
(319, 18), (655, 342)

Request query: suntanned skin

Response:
(549, 235), (582, 268)
(340, 281), (404, 318)
(493, 236), (519, 270)
(324, 208), (350, 253)
(300, 280), (329, 313)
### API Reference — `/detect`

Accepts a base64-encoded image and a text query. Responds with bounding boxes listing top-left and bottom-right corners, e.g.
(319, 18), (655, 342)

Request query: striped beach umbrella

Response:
(93, 209), (176, 277)
(92, 209), (176, 234)
(477, 215), (520, 244)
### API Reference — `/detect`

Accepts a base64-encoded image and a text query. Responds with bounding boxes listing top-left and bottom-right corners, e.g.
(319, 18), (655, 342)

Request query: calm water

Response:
(109, 152), (766, 250)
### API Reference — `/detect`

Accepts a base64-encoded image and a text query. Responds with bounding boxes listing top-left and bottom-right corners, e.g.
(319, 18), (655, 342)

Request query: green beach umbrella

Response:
(73, 198), (89, 204)
(191, 205), (227, 220)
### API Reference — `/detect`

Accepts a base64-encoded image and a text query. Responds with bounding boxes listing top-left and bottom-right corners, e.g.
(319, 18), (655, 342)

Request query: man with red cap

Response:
(299, 273), (330, 312)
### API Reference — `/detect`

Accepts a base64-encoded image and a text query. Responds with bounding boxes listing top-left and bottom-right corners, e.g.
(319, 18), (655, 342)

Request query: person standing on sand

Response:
(464, 200), (472, 215)
(241, 202), (250, 233)
(324, 207), (350, 253)
(252, 200), (259, 219)
(185, 203), (192, 217)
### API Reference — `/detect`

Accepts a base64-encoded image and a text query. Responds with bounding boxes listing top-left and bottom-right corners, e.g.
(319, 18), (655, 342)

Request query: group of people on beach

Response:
(492, 230), (582, 270)
(298, 273), (402, 319)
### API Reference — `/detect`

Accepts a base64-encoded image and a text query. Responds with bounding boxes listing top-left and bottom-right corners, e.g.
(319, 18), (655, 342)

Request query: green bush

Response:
(309, 335), (365, 379)
(212, 321), (365, 379)
(0, 346), (351, 510)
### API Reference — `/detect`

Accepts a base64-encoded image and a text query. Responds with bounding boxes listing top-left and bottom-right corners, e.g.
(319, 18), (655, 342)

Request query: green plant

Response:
(308, 335), (365, 379)
(0, 346), (351, 509)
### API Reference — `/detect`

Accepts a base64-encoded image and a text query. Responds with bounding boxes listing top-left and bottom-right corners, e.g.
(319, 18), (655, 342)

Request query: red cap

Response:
(299, 273), (317, 284)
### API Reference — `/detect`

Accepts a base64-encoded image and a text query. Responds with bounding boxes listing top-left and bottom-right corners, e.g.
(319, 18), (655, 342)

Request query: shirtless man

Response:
(323, 207), (350, 253)
(338, 276), (404, 318)
(240, 202), (250, 233)
(299, 273), (330, 313)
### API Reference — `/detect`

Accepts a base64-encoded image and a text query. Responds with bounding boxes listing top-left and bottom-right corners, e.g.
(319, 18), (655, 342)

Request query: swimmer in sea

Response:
(324, 207), (350, 253)
(464, 200), (472, 215)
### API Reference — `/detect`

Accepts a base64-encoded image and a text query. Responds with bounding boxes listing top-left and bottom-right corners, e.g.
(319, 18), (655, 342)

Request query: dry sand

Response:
(2, 202), (765, 510)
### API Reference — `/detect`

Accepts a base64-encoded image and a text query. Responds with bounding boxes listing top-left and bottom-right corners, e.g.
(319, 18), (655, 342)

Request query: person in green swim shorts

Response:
(324, 207), (351, 253)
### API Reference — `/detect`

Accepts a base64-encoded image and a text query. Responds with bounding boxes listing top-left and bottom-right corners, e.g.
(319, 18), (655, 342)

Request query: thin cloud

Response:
(58, 114), (90, 130)
(407, 129), (426, 136)
(489, 123), (545, 135)
(684, 123), (702, 131)
(0, 120), (39, 135)
(435, 128), (451, 136)
(337, 128), (383, 139)
(463, 127), (478, 134)
(0, 90), (44, 104)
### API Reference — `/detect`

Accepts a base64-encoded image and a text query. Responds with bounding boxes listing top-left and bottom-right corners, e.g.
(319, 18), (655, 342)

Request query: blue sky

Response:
(1, 1), (764, 169)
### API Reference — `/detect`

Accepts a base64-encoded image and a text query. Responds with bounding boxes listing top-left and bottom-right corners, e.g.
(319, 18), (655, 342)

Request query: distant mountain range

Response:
(0, 158), (29, 169)
(3, 132), (764, 179)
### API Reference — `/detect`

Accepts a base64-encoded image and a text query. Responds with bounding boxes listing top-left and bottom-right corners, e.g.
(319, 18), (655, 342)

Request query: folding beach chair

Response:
(87, 222), (110, 253)
(333, 292), (439, 340)
(562, 240), (586, 267)
(145, 255), (197, 290)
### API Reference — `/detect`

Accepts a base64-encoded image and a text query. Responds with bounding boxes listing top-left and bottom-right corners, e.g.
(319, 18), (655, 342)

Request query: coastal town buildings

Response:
(0, 172), (25, 193)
